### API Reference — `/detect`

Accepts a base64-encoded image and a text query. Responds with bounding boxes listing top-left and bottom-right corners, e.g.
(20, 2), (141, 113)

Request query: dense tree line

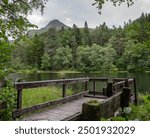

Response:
(10, 13), (150, 72)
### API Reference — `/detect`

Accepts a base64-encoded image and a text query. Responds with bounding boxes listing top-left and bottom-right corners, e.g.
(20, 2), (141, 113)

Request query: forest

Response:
(10, 13), (150, 73)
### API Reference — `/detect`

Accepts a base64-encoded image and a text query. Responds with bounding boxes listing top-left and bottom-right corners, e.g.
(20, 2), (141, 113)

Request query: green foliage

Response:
(93, 0), (134, 14)
(120, 41), (150, 72)
(91, 22), (112, 46)
(0, 0), (48, 40)
(83, 21), (92, 46)
(77, 44), (117, 72)
(0, 41), (12, 69)
(110, 116), (126, 121)
(0, 79), (17, 120)
(125, 13), (150, 43)
(53, 46), (72, 70)
(127, 101), (150, 121)
(10, 13), (150, 72)
(41, 53), (51, 70)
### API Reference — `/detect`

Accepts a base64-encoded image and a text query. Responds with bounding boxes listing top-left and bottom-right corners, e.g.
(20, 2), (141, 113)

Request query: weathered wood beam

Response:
(61, 112), (82, 121)
(100, 92), (122, 118)
(89, 77), (108, 82)
(14, 78), (90, 89)
(84, 94), (107, 99)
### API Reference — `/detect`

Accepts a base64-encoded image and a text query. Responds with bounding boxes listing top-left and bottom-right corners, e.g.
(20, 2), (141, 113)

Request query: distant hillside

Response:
(28, 19), (69, 37)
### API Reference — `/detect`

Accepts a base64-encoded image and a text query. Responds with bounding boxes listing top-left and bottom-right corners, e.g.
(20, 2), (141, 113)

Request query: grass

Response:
(22, 86), (73, 108)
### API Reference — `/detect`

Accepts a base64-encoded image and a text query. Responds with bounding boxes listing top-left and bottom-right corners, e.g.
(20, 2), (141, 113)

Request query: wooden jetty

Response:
(12, 77), (137, 121)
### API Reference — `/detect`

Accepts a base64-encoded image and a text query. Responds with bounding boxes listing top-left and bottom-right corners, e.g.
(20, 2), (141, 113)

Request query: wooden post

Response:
(121, 87), (131, 108)
(85, 81), (88, 91)
(17, 89), (22, 109)
(82, 100), (101, 121)
(133, 78), (138, 105)
(106, 83), (113, 97)
(125, 79), (129, 87)
(93, 79), (96, 93)
(62, 81), (66, 98)
(17, 79), (22, 109)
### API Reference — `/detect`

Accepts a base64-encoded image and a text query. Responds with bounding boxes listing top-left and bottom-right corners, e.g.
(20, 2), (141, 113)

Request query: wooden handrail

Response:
(14, 78), (90, 89)
(89, 77), (108, 82)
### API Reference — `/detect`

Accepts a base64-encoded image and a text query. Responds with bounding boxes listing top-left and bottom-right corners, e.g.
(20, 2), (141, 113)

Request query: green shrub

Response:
(0, 79), (17, 120)
(147, 96), (150, 101)
(127, 95), (150, 121)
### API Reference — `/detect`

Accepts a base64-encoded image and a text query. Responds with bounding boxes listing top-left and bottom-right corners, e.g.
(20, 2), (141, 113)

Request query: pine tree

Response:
(83, 21), (92, 46)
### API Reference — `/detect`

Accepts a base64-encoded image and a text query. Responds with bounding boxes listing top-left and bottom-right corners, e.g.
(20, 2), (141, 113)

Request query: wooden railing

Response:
(15, 77), (90, 109)
(113, 78), (137, 105)
(12, 77), (137, 120)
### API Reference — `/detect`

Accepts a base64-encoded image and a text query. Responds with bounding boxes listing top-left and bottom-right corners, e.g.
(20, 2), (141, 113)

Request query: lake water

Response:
(10, 72), (150, 93)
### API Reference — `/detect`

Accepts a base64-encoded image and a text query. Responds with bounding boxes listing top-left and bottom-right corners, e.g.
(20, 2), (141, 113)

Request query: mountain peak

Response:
(45, 19), (69, 29)
(28, 19), (69, 37)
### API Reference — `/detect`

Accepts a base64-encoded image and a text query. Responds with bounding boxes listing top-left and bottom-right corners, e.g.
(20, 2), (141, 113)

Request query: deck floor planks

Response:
(23, 97), (104, 121)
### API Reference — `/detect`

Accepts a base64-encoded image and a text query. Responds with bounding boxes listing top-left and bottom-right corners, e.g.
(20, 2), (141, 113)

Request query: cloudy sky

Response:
(28, 0), (150, 29)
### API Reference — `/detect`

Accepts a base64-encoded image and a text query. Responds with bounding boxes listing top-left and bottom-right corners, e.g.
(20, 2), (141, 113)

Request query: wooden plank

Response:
(62, 112), (82, 121)
(12, 91), (89, 120)
(113, 78), (128, 82)
(128, 79), (134, 83)
(22, 97), (104, 121)
(112, 81), (125, 92)
(100, 92), (122, 118)
(89, 77), (108, 82)
(14, 78), (90, 89)
(113, 81), (125, 87)
(84, 94), (107, 99)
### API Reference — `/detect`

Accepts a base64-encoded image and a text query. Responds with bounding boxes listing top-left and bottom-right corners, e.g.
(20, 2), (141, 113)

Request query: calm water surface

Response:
(10, 72), (150, 93)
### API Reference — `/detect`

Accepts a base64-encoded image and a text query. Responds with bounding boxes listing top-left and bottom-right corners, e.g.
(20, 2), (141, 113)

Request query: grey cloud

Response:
(28, 0), (150, 29)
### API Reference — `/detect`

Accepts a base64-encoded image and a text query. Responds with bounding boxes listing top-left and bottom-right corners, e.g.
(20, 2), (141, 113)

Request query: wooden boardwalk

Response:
(12, 77), (137, 121)
(22, 97), (105, 121)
